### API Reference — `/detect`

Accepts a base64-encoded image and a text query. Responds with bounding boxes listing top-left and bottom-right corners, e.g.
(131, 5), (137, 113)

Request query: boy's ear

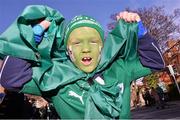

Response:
(99, 45), (102, 52)
(67, 45), (75, 62)
(68, 46), (72, 54)
(67, 45), (73, 58)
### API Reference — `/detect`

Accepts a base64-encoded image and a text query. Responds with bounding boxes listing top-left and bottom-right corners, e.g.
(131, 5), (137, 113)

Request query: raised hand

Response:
(116, 11), (141, 22)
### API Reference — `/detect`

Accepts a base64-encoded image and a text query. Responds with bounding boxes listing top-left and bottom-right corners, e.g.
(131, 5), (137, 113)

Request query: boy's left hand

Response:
(116, 11), (141, 22)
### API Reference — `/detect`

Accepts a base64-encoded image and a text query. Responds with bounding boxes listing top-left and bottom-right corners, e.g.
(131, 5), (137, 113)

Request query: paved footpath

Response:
(131, 100), (180, 119)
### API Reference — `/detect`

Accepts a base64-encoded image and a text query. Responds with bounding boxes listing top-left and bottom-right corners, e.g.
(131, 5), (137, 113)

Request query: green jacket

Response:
(0, 5), (151, 119)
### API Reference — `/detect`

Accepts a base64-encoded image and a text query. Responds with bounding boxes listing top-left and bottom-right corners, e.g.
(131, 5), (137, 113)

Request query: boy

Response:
(0, 5), (164, 119)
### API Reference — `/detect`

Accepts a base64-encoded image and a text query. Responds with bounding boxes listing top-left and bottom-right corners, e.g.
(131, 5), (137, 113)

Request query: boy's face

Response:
(67, 27), (103, 73)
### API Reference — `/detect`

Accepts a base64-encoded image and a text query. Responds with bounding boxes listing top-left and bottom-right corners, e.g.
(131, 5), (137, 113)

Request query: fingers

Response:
(116, 11), (141, 22)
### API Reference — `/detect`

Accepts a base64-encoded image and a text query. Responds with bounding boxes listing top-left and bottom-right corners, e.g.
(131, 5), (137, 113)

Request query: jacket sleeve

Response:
(138, 33), (165, 72)
(0, 56), (32, 92)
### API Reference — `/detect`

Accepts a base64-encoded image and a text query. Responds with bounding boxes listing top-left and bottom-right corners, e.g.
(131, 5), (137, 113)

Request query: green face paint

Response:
(67, 27), (103, 73)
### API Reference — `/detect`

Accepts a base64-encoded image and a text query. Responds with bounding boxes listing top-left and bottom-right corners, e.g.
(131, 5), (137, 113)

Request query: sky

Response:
(0, 0), (180, 34)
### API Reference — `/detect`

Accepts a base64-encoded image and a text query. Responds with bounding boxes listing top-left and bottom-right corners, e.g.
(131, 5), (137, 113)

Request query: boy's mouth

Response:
(81, 57), (92, 66)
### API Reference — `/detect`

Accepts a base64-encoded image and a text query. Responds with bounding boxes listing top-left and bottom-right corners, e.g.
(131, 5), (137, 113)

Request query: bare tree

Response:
(108, 6), (180, 52)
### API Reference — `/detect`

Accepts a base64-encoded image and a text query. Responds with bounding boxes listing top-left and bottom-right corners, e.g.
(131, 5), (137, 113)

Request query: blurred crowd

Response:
(130, 80), (169, 109)
(0, 85), (59, 119)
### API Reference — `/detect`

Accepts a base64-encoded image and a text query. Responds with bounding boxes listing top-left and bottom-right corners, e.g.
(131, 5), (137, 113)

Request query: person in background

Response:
(156, 85), (166, 109)
(151, 87), (161, 109)
(143, 87), (152, 106)
(131, 85), (138, 108)
(158, 79), (169, 102)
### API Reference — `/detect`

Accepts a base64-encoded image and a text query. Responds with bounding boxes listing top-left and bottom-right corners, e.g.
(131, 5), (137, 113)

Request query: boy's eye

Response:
(74, 42), (80, 44)
(72, 40), (81, 45)
(90, 40), (98, 44)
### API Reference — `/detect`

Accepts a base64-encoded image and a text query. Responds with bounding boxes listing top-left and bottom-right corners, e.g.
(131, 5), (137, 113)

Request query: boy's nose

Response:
(82, 44), (90, 53)
(82, 47), (90, 53)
